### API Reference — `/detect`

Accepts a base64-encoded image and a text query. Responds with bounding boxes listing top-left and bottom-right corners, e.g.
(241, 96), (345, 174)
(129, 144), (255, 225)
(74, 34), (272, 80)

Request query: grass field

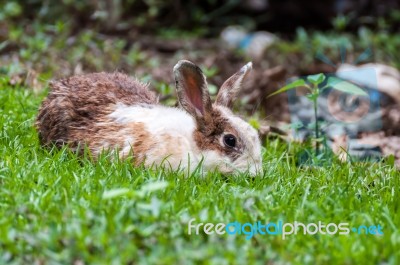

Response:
(1, 84), (399, 264)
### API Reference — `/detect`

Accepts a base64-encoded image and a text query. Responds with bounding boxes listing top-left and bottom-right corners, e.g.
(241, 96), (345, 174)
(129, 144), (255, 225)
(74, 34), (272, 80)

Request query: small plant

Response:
(332, 14), (351, 31)
(269, 73), (368, 156)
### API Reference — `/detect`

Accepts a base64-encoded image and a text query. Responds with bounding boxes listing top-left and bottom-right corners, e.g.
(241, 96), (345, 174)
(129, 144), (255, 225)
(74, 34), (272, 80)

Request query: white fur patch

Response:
(108, 104), (202, 172)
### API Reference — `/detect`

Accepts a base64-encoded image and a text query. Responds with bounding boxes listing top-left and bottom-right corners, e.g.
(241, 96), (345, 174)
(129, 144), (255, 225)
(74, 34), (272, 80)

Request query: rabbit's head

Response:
(174, 60), (262, 176)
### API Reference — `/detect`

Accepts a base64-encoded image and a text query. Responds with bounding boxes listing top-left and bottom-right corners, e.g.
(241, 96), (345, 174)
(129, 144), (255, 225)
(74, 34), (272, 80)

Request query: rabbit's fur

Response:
(36, 60), (262, 175)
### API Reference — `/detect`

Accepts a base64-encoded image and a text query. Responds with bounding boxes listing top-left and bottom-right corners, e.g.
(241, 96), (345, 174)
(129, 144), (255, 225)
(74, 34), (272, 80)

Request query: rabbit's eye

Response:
(223, 134), (236, 148)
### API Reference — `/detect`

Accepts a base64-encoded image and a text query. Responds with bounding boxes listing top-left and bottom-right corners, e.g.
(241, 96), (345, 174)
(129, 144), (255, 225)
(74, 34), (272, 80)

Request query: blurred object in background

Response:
(220, 25), (276, 60)
(242, 0), (269, 11)
(284, 62), (400, 162)
(337, 63), (400, 104)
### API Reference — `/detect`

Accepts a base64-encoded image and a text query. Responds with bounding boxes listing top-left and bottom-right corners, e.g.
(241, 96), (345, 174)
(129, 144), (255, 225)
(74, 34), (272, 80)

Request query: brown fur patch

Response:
(130, 122), (155, 165)
(163, 133), (185, 155)
(36, 72), (158, 150)
(66, 120), (154, 166)
(193, 107), (242, 160)
(79, 117), (123, 150)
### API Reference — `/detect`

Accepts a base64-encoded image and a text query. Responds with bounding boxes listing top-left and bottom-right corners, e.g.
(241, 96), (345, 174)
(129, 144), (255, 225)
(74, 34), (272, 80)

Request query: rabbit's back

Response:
(36, 72), (158, 149)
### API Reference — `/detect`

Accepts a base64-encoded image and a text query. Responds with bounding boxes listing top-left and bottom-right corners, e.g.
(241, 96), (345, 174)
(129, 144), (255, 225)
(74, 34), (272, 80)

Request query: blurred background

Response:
(1, 0), (400, 161)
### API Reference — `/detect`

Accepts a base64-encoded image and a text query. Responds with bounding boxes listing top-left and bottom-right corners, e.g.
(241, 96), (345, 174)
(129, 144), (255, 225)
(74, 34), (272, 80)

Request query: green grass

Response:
(1, 84), (399, 265)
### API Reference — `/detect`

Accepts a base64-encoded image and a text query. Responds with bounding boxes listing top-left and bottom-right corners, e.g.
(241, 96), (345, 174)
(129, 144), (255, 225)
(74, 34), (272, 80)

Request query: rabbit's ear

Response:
(174, 60), (212, 124)
(216, 62), (252, 108)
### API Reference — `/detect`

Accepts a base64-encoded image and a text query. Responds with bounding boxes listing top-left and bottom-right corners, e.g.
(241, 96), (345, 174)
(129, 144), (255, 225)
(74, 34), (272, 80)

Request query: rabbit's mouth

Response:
(215, 160), (263, 177)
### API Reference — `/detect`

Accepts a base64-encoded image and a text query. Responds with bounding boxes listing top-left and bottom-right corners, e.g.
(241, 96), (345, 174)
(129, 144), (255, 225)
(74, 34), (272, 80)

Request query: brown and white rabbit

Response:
(36, 60), (262, 175)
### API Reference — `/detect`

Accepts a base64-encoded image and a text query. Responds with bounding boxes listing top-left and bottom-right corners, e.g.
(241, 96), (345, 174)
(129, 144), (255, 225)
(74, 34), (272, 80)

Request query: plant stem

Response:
(313, 98), (319, 155)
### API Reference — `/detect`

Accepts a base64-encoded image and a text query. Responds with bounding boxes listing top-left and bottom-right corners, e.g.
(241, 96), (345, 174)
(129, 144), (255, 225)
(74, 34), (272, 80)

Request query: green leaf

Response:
(208, 84), (218, 95)
(330, 78), (368, 96)
(306, 93), (318, 101)
(268, 79), (306, 97)
(140, 181), (169, 193)
(0, 41), (9, 52)
(307, 73), (325, 85)
(326, 76), (343, 87)
(102, 188), (131, 199)
(248, 117), (260, 130)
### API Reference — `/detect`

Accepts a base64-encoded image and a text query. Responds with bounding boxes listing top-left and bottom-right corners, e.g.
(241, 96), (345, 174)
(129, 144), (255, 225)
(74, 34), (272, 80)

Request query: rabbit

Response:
(36, 60), (262, 175)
